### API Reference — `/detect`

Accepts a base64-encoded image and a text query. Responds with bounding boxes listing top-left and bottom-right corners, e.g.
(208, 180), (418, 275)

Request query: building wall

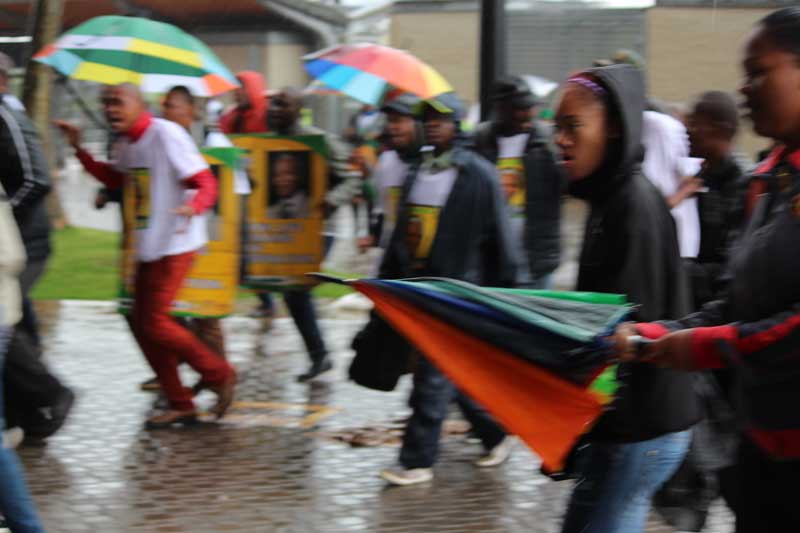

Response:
(264, 43), (309, 90)
(647, 6), (772, 155)
(508, 7), (646, 89)
(390, 11), (480, 103)
(210, 44), (263, 75)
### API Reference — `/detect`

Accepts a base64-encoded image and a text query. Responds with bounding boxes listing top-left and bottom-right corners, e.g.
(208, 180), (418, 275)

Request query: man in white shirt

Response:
(601, 49), (703, 259)
(364, 93), (422, 257)
(55, 84), (236, 429)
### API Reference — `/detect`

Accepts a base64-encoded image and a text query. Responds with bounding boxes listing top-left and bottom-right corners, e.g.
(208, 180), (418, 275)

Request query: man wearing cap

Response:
(473, 76), (563, 288)
(378, 92), (516, 486)
(364, 93), (423, 257)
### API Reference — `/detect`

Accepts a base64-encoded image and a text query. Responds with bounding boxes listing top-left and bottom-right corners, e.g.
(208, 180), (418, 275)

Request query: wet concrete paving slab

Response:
(19, 300), (734, 532)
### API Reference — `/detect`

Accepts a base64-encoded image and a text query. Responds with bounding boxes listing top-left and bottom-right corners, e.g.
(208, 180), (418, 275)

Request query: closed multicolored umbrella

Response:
(303, 43), (452, 106)
(33, 16), (238, 96)
(315, 275), (631, 471)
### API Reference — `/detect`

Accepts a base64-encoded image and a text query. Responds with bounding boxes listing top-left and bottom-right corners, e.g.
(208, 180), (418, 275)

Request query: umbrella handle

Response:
(57, 75), (107, 130)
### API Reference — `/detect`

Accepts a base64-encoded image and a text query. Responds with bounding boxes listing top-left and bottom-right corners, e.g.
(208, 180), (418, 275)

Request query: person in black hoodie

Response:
(472, 77), (563, 288)
(613, 7), (800, 532)
(378, 93), (516, 486)
(554, 65), (701, 532)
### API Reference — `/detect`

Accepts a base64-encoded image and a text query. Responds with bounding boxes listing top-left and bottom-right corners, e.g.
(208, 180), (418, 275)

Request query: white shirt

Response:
(497, 132), (530, 159)
(114, 118), (209, 262)
(204, 130), (251, 195)
(373, 150), (410, 248)
(641, 111), (701, 259)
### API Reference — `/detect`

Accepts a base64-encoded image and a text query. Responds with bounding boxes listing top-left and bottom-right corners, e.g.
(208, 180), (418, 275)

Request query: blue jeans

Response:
(400, 356), (506, 469)
(561, 429), (692, 533)
(0, 326), (46, 533)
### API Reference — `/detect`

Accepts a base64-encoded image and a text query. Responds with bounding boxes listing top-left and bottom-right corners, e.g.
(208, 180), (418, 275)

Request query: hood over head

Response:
(237, 71), (267, 110)
(566, 64), (645, 201)
(219, 70), (269, 134)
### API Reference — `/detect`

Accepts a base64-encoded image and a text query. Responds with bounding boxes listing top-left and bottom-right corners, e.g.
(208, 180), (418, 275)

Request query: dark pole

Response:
(479, 0), (506, 121)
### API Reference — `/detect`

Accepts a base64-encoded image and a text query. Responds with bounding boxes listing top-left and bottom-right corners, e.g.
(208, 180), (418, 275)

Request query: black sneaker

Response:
(296, 358), (333, 383)
(0, 517), (10, 533)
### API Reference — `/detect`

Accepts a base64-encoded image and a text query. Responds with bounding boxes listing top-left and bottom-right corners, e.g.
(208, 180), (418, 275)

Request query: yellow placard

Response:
(118, 152), (240, 317)
(232, 135), (327, 290)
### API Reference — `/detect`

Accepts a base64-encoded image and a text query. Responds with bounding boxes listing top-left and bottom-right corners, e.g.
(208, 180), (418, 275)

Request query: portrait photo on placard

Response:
(266, 150), (311, 219)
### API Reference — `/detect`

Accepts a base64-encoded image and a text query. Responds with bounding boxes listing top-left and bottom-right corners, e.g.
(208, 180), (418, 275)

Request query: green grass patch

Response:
(31, 227), (121, 300)
(32, 227), (360, 301)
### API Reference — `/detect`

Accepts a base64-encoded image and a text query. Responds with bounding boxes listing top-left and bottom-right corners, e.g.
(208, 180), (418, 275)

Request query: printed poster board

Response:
(118, 148), (241, 317)
(232, 134), (328, 290)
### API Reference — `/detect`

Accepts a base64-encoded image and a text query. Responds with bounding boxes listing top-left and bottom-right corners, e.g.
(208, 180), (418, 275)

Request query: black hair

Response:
(166, 85), (194, 106)
(692, 91), (739, 138)
(758, 7), (800, 57)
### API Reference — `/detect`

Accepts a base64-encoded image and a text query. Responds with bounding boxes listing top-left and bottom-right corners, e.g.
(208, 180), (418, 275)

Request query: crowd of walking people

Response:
(1, 5), (800, 532)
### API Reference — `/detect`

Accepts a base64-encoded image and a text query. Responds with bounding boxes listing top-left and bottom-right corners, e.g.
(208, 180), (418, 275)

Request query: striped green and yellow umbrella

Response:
(33, 16), (238, 96)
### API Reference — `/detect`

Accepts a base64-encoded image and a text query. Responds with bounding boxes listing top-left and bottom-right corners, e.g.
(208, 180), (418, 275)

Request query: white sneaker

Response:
(379, 467), (433, 486)
(475, 436), (515, 468)
(2, 427), (24, 449)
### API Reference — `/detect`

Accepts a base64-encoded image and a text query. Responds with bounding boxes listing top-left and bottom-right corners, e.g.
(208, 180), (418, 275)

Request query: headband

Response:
(566, 76), (608, 100)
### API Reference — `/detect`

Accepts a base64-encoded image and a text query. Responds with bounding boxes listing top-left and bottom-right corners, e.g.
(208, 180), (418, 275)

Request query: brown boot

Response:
(145, 409), (197, 429)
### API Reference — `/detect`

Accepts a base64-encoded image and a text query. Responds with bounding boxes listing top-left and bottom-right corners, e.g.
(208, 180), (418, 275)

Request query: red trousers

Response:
(131, 251), (233, 411)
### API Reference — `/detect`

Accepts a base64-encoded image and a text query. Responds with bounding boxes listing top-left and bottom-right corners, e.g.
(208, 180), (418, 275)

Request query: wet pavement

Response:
(17, 299), (735, 532)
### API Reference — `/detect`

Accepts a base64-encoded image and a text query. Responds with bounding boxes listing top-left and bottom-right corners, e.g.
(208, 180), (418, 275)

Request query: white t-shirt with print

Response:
(115, 118), (210, 263)
(405, 166), (457, 267)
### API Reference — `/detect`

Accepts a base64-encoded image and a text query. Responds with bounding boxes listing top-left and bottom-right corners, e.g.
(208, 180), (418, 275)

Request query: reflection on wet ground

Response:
(20, 300), (732, 532)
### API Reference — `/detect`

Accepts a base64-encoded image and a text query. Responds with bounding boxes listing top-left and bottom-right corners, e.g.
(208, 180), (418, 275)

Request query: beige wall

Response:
(211, 42), (308, 91)
(211, 44), (258, 77)
(264, 43), (309, 90)
(390, 11), (479, 104)
(647, 7), (772, 156)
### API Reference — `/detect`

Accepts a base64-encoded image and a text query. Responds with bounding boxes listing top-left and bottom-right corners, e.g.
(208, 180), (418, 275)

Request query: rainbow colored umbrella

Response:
(303, 43), (452, 106)
(33, 16), (238, 96)
(315, 275), (630, 471)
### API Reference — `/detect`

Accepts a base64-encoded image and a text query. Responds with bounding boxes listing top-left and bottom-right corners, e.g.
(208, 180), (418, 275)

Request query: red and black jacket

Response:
(639, 145), (800, 459)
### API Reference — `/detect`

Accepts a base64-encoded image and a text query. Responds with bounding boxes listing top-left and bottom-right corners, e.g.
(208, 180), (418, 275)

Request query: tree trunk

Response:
(22, 0), (67, 229)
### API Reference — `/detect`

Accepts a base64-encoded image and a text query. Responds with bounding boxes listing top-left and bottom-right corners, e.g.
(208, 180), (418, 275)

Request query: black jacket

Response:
(688, 155), (747, 307)
(0, 97), (51, 262)
(472, 121), (563, 278)
(656, 147), (800, 458)
(379, 146), (516, 287)
(569, 65), (701, 442)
